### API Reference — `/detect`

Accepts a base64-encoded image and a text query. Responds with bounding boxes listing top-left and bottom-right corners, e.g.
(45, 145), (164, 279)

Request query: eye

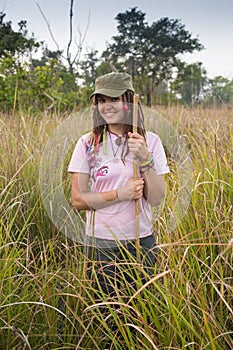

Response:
(97, 97), (105, 104)
(112, 97), (121, 102)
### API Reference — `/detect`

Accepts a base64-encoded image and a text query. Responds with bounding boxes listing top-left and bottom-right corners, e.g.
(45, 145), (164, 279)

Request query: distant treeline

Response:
(0, 7), (232, 112)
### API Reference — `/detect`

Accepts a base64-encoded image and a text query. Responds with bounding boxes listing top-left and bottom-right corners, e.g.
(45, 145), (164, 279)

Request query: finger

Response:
(135, 186), (143, 195)
(137, 190), (143, 198)
(128, 138), (139, 146)
(137, 180), (144, 186)
(128, 140), (146, 152)
(128, 138), (144, 146)
(128, 132), (143, 140)
(134, 179), (144, 186)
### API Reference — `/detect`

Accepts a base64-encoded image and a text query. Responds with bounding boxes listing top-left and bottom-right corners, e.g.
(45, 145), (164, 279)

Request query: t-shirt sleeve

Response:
(147, 132), (170, 175)
(68, 135), (90, 174)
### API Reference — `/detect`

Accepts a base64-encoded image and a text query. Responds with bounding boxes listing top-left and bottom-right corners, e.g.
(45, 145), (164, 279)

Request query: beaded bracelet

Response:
(140, 157), (154, 172)
(140, 156), (153, 167)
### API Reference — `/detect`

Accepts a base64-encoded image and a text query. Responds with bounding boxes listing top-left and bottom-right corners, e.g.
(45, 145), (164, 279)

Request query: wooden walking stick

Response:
(132, 94), (140, 263)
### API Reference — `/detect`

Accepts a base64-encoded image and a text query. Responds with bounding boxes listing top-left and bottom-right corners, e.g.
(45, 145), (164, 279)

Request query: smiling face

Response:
(96, 95), (125, 128)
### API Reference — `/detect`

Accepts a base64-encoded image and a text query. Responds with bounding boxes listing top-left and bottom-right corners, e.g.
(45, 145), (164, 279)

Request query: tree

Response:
(36, 1), (90, 76)
(102, 7), (204, 105)
(208, 76), (233, 105)
(0, 48), (80, 112)
(0, 12), (39, 58)
(171, 62), (208, 105)
(32, 48), (63, 67)
(78, 48), (99, 86)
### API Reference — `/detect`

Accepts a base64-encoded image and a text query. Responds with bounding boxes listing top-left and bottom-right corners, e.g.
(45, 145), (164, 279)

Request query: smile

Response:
(104, 111), (116, 116)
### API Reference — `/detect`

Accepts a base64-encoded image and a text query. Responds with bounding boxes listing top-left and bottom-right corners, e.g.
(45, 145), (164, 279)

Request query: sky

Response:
(1, 0), (233, 79)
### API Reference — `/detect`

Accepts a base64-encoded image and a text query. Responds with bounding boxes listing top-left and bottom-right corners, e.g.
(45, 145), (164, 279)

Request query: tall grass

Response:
(0, 106), (232, 349)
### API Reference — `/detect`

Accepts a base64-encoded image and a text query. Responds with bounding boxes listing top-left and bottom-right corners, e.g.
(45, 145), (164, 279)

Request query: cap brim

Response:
(89, 88), (127, 99)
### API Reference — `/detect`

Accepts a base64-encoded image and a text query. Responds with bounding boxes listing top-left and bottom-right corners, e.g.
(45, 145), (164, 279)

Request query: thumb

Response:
(128, 131), (139, 138)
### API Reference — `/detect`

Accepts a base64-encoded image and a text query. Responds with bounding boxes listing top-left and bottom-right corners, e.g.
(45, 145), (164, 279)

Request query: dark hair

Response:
(89, 90), (146, 163)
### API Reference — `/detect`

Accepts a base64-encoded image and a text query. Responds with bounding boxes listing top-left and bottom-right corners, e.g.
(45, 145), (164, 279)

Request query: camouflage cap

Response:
(90, 72), (134, 99)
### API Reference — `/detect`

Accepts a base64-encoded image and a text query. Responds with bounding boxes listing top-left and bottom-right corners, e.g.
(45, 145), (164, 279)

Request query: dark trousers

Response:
(85, 234), (158, 297)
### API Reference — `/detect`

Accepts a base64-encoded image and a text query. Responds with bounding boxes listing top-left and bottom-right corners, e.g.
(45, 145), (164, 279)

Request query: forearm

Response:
(71, 175), (144, 211)
(141, 168), (166, 206)
(72, 189), (118, 210)
(128, 132), (166, 206)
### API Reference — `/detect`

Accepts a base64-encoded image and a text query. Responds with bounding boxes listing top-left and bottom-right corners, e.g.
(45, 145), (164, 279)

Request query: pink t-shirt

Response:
(68, 131), (169, 241)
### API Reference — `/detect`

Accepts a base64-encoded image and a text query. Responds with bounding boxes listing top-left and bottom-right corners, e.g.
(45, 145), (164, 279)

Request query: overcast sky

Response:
(1, 0), (233, 79)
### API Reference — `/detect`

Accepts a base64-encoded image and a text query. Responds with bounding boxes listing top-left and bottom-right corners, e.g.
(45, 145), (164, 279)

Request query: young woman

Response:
(68, 72), (169, 296)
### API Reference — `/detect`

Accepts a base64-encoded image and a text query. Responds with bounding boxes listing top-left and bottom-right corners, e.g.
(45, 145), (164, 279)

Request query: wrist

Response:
(138, 152), (151, 164)
(139, 153), (153, 166)
(139, 155), (154, 173)
(116, 188), (124, 202)
(116, 189), (121, 202)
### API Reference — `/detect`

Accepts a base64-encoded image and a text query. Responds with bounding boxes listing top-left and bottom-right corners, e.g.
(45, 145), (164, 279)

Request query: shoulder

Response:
(146, 131), (160, 144)
(70, 132), (93, 157)
(145, 131), (166, 154)
(79, 132), (92, 143)
(76, 132), (92, 148)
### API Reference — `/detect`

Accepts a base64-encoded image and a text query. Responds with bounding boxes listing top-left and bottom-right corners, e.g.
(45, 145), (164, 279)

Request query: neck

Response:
(107, 123), (124, 136)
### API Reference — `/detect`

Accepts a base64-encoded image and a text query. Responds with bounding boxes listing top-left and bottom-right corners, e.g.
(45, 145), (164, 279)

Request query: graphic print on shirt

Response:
(96, 165), (109, 177)
(86, 140), (110, 181)
(86, 140), (103, 182)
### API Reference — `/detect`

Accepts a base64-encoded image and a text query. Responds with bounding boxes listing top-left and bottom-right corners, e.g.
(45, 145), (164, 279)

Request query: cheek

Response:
(97, 105), (104, 114)
(97, 106), (107, 120)
(117, 110), (126, 123)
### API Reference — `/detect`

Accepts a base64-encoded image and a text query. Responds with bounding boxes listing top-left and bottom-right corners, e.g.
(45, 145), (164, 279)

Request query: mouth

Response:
(103, 111), (116, 118)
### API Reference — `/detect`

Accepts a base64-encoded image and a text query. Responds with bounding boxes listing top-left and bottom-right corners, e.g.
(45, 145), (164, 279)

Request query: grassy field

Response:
(0, 106), (232, 349)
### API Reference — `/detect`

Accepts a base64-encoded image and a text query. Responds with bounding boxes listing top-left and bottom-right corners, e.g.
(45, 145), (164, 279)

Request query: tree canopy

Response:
(101, 7), (204, 104)
(0, 12), (39, 58)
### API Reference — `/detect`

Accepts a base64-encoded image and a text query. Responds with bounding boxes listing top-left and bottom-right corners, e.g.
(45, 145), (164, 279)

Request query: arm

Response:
(70, 172), (145, 210)
(128, 132), (166, 206)
(141, 168), (166, 206)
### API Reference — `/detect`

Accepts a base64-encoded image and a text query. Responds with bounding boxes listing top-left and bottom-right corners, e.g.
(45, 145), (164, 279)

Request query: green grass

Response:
(0, 106), (232, 349)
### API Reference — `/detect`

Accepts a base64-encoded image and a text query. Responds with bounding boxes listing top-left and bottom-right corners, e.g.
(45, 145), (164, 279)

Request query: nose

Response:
(104, 97), (112, 104)
(103, 98), (114, 109)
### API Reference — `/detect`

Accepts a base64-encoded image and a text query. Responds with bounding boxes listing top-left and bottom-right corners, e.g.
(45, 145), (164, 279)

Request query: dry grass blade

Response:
(124, 323), (159, 350)
(85, 301), (141, 317)
(207, 275), (233, 315)
(0, 326), (32, 350)
(0, 301), (77, 332)
(128, 270), (171, 303)
(0, 156), (32, 199)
